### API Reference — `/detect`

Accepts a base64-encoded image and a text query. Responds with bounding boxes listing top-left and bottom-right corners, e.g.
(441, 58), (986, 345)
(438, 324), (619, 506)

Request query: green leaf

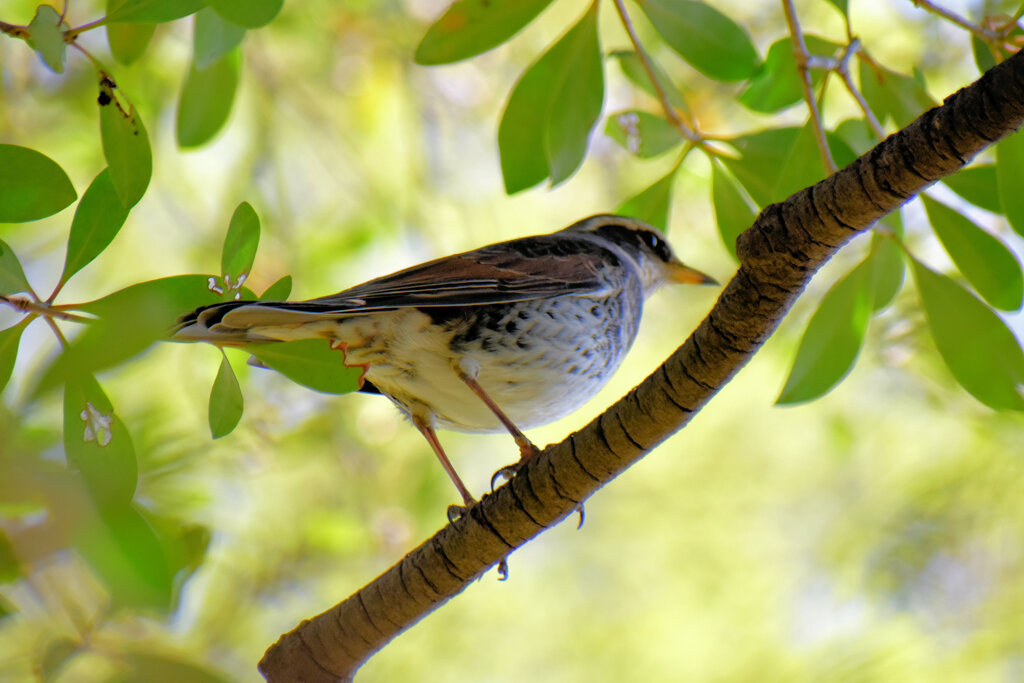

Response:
(107, 0), (155, 64)
(34, 275), (254, 395)
(996, 131), (1024, 238)
(59, 169), (131, 288)
(867, 229), (904, 311)
(605, 111), (681, 158)
(0, 145), (76, 223)
(247, 339), (363, 394)
(711, 162), (756, 260)
(616, 169), (676, 231)
(498, 4), (603, 192)
(208, 0), (282, 29)
(859, 65), (936, 129)
(609, 50), (689, 113)
(823, 0), (848, 16)
(209, 355), (243, 438)
(0, 238), (32, 295)
(106, 0), (206, 23)
(944, 165), (1001, 213)
(415, 0), (555, 65)
(0, 531), (20, 583)
(176, 49), (240, 148)
(911, 258), (1024, 411)
(221, 201), (260, 281)
(193, 6), (245, 70)
(636, 0), (760, 82)
(972, 34), (997, 74)
(26, 4), (66, 73)
(777, 263), (873, 404)
(922, 195), (1023, 311)
(99, 81), (153, 208)
(722, 126), (856, 207)
(120, 650), (231, 683)
(0, 320), (28, 394)
(76, 503), (174, 611)
(739, 36), (841, 113)
(63, 374), (138, 506)
(260, 274), (292, 301)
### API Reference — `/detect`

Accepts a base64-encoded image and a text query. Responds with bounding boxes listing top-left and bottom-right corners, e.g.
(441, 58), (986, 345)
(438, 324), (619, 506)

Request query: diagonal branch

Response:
(259, 49), (1024, 682)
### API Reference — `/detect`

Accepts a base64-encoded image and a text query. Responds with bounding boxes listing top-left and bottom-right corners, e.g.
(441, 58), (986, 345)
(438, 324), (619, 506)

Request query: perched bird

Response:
(175, 215), (716, 511)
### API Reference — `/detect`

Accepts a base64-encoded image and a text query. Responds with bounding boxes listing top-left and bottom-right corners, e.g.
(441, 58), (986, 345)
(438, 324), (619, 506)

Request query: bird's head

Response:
(563, 214), (717, 295)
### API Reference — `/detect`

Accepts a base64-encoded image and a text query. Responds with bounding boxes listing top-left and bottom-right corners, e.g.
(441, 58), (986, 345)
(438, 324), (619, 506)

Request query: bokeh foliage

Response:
(1, 0), (1023, 680)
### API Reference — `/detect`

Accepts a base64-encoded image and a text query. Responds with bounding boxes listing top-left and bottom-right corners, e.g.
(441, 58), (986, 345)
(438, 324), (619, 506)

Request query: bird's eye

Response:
(644, 232), (660, 249)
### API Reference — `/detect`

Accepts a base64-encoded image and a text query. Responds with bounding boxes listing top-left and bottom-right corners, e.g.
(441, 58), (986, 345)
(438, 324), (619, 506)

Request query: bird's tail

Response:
(173, 299), (344, 345)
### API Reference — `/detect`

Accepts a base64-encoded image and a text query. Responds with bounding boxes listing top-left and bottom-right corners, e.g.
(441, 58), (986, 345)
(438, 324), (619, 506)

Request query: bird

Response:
(174, 214), (716, 513)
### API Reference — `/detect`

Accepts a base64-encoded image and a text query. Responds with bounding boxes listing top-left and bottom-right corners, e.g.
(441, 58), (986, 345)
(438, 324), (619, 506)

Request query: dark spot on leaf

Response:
(98, 91), (111, 106)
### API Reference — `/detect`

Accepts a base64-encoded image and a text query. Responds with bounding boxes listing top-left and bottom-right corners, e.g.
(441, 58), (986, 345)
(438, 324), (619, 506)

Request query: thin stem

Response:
(783, 0), (837, 173)
(837, 39), (886, 139)
(64, 18), (106, 41)
(612, 0), (701, 145)
(910, 0), (997, 41)
(0, 20), (29, 38)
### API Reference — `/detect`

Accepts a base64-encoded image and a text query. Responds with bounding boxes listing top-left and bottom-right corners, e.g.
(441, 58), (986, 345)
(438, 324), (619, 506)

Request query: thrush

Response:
(175, 215), (716, 510)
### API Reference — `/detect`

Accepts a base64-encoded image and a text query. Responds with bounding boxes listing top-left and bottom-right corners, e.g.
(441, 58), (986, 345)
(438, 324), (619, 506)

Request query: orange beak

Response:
(667, 261), (718, 286)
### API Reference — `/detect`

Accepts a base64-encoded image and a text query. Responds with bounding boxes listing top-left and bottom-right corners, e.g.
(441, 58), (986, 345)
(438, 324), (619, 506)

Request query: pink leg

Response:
(411, 414), (477, 508)
(455, 369), (541, 464)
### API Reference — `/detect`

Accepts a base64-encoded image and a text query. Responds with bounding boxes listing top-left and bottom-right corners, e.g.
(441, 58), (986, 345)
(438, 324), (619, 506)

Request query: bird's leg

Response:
(453, 358), (541, 464)
(410, 413), (476, 520)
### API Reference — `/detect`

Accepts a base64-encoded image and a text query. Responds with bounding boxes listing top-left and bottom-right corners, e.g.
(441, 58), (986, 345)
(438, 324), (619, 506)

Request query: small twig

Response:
(0, 295), (94, 323)
(836, 39), (886, 139)
(783, 0), (836, 173)
(0, 20), (29, 38)
(910, 0), (998, 41)
(64, 18), (106, 41)
(611, 0), (702, 145)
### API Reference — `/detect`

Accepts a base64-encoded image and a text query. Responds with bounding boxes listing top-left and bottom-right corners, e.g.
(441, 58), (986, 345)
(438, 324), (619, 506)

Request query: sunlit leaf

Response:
(498, 4), (603, 192)
(944, 165), (1001, 213)
(34, 275), (254, 395)
(922, 195), (1023, 311)
(833, 118), (875, 155)
(777, 263), (873, 404)
(99, 80), (153, 208)
(209, 355), (243, 438)
(247, 339), (363, 394)
(711, 162), (756, 260)
(609, 50), (688, 113)
(860, 65), (935, 129)
(60, 169), (131, 288)
(739, 36), (841, 113)
(26, 4), (66, 73)
(177, 49), (240, 148)
(193, 6), (245, 70)
(824, 0), (848, 17)
(0, 145), (76, 223)
(0, 320), (28, 393)
(0, 238), (32, 295)
(972, 34), (997, 74)
(40, 638), (77, 679)
(76, 503), (174, 611)
(222, 201), (260, 281)
(605, 111), (680, 158)
(636, 0), (760, 82)
(107, 0), (155, 64)
(208, 0), (282, 29)
(415, 0), (555, 65)
(996, 131), (1024, 238)
(774, 122), (856, 201)
(616, 169), (676, 231)
(912, 258), (1024, 411)
(63, 374), (138, 505)
(106, 0), (205, 23)
(260, 274), (292, 301)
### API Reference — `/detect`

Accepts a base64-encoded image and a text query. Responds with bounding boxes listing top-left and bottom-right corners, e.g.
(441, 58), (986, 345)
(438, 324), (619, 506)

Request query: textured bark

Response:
(259, 50), (1024, 681)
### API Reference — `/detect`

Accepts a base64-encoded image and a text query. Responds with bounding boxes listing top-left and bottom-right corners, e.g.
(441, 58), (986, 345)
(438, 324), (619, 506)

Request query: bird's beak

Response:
(667, 261), (718, 286)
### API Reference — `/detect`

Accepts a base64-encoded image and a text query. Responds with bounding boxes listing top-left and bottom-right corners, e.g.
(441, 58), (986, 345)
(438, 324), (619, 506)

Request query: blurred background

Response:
(2, 0), (1023, 680)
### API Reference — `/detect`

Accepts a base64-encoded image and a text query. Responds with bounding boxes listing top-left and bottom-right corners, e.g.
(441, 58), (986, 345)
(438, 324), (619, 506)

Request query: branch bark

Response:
(259, 50), (1024, 682)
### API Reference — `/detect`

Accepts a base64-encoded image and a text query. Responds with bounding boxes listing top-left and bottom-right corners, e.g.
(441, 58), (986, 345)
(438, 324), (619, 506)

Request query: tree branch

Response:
(259, 50), (1024, 682)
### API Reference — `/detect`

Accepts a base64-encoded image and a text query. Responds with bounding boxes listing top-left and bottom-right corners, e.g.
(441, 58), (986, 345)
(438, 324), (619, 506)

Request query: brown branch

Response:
(783, 0), (836, 173)
(258, 50), (1024, 682)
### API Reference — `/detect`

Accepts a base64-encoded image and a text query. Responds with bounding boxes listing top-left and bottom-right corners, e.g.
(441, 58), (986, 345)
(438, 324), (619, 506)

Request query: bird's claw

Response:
(490, 464), (521, 491)
(447, 504), (468, 523)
